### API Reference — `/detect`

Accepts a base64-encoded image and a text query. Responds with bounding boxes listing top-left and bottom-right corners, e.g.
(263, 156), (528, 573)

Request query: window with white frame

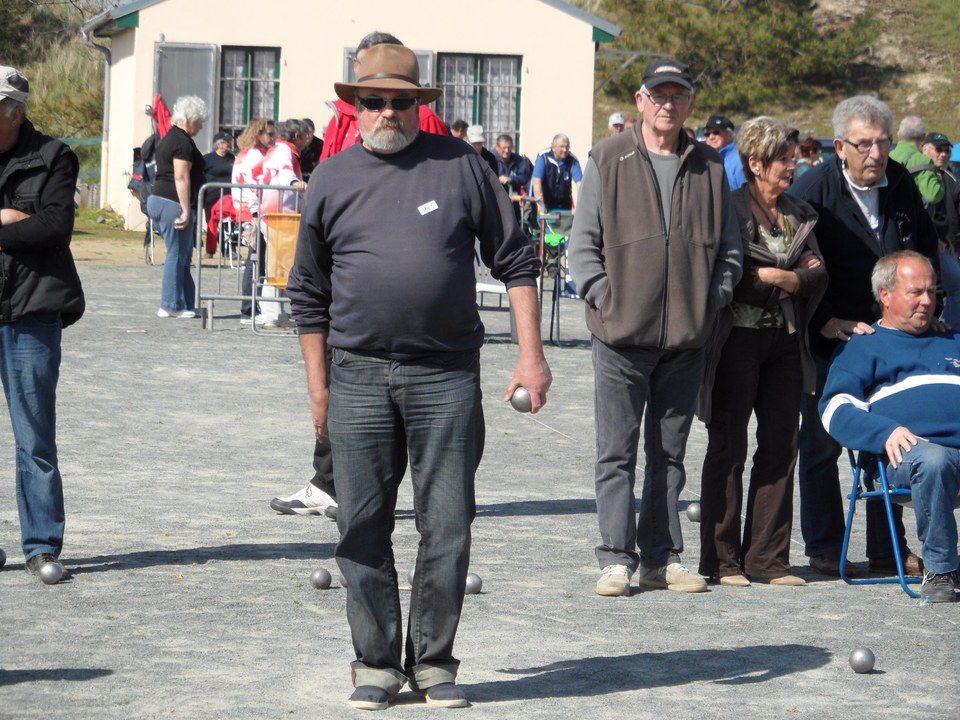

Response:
(435, 54), (522, 151)
(220, 47), (280, 136)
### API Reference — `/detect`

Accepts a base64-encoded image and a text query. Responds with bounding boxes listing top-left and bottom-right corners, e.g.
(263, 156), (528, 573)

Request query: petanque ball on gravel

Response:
(849, 647), (875, 674)
(0, 548), (6, 569)
(310, 568), (332, 590)
(686, 502), (702, 523)
(509, 387), (532, 413)
(464, 572), (483, 594)
(38, 561), (64, 585)
(408, 566), (416, 585)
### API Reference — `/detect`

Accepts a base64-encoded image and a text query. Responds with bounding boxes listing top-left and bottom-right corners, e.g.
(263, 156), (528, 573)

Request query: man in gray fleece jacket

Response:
(569, 59), (742, 597)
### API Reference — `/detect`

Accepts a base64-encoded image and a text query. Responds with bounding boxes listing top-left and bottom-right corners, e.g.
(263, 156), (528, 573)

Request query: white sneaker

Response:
(174, 310), (197, 319)
(240, 314), (276, 327)
(637, 562), (708, 593)
(596, 564), (632, 596)
(270, 483), (337, 515)
(157, 308), (174, 318)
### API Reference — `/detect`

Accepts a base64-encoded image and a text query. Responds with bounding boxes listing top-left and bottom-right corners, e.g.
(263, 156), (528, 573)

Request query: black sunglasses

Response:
(357, 95), (419, 112)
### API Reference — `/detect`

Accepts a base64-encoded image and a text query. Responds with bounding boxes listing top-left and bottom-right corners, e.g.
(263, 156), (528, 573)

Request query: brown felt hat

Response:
(334, 45), (442, 105)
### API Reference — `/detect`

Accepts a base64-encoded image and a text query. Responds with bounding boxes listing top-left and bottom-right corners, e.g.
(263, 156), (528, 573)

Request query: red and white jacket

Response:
(230, 146), (266, 221)
(254, 139), (302, 215)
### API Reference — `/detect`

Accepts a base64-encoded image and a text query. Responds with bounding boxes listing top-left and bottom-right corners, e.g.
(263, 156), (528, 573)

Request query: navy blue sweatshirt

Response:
(287, 131), (539, 357)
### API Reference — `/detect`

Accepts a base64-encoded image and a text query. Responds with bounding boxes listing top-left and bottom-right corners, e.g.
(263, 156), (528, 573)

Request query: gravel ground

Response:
(1, 262), (958, 719)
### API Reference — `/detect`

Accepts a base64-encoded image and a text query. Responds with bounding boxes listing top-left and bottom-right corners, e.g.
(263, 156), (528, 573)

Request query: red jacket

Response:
(319, 99), (449, 161)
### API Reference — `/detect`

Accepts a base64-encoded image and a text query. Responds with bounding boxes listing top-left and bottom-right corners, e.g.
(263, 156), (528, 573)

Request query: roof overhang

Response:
(81, 0), (165, 39)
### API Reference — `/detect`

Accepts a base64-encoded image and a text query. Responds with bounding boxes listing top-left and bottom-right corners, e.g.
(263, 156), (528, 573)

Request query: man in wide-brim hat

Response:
(286, 40), (552, 712)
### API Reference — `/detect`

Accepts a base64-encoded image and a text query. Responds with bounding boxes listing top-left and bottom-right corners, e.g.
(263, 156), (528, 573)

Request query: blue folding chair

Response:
(839, 449), (920, 597)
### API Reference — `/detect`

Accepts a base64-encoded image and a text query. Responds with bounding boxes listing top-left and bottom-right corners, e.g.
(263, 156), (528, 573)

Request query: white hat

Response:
(608, 112), (626, 127)
(0, 66), (29, 104)
(467, 124), (485, 143)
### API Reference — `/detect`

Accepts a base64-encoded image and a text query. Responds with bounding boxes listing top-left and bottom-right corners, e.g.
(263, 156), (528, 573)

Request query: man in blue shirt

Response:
(531, 133), (582, 212)
(704, 114), (746, 190)
(820, 251), (960, 603)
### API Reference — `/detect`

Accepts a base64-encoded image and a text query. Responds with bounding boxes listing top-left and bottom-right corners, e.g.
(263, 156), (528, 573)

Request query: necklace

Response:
(751, 191), (783, 237)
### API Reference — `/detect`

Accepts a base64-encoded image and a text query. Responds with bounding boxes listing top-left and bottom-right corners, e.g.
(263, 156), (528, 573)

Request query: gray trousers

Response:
(592, 337), (705, 570)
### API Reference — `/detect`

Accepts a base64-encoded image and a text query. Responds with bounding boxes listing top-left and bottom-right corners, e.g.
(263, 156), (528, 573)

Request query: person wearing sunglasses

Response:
(704, 114), (747, 191)
(922, 132), (960, 328)
(318, 31), (448, 163)
(789, 95), (939, 580)
(569, 58), (743, 598)
(287, 42), (550, 712)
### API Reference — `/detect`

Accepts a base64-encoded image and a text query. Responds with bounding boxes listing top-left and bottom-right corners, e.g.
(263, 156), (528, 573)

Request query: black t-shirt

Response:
(201, 150), (235, 209)
(152, 126), (206, 208)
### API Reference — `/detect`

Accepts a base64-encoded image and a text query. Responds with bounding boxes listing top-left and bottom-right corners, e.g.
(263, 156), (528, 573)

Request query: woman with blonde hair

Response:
(699, 116), (827, 587)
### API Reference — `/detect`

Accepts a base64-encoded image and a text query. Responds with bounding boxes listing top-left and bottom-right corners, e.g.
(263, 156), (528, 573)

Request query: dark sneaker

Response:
(422, 683), (469, 708)
(270, 482), (337, 516)
(349, 685), (393, 711)
(25, 553), (68, 584)
(920, 571), (958, 603)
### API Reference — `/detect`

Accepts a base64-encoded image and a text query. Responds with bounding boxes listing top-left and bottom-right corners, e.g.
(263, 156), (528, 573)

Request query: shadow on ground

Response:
(66, 542), (335, 574)
(462, 644), (831, 702)
(0, 668), (114, 687)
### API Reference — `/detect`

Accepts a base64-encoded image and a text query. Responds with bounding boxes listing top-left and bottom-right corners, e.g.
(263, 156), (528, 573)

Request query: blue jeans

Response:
(799, 352), (906, 558)
(147, 195), (196, 312)
(329, 348), (483, 694)
(887, 441), (960, 575)
(0, 315), (65, 560)
(592, 338), (703, 571)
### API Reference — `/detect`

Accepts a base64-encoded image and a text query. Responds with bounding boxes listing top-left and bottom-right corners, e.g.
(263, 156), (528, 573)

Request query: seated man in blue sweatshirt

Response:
(820, 250), (960, 603)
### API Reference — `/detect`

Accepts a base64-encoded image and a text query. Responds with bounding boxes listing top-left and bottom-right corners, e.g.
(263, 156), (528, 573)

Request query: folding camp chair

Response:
(839, 449), (920, 598)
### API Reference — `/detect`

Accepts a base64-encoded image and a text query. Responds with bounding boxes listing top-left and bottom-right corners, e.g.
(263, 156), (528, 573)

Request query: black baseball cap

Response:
(705, 115), (734, 132)
(923, 132), (951, 146)
(641, 59), (694, 92)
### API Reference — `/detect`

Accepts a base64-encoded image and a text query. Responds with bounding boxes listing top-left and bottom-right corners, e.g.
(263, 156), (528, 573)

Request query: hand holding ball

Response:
(510, 387), (532, 413)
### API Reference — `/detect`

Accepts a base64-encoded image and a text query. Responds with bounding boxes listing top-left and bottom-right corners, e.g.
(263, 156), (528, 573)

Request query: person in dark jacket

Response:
(698, 116), (826, 588)
(569, 59), (742, 598)
(789, 94), (939, 578)
(0, 66), (85, 584)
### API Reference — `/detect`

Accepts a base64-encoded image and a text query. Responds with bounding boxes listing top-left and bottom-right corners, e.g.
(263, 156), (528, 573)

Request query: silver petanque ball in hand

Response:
(510, 387), (532, 413)
(464, 572), (483, 594)
(849, 647), (875, 674)
(310, 568), (332, 589)
(686, 502), (702, 523)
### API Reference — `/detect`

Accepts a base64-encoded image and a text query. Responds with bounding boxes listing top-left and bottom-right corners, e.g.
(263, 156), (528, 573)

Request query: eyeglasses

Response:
(357, 95), (419, 112)
(842, 137), (892, 154)
(643, 91), (693, 107)
(704, 129), (722, 137)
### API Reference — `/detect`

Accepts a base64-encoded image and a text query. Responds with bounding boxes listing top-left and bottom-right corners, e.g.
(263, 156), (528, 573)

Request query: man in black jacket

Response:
(789, 95), (938, 578)
(0, 66), (85, 584)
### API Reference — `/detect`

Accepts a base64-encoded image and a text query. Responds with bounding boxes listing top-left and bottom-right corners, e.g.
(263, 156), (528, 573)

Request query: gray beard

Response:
(362, 120), (418, 153)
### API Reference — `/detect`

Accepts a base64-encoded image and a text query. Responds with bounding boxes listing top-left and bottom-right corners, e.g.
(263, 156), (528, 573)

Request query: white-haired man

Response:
(790, 96), (939, 578)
